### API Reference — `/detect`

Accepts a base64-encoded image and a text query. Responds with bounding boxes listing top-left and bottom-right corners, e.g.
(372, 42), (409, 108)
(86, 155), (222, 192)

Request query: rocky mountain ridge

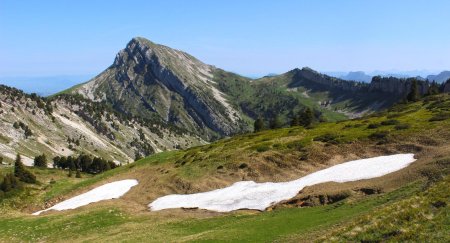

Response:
(0, 85), (205, 165)
(74, 37), (247, 140)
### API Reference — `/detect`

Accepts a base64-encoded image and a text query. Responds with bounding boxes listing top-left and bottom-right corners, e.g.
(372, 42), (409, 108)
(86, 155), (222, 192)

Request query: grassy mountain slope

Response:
(0, 93), (449, 242)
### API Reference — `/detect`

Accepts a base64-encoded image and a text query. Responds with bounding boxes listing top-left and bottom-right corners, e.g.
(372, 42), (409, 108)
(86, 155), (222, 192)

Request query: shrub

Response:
(367, 123), (380, 129)
(1, 173), (20, 192)
(429, 112), (450, 122)
(314, 133), (340, 144)
(394, 124), (411, 130)
(255, 144), (270, 152)
(380, 119), (400, 126)
(34, 154), (47, 168)
(238, 163), (248, 169)
(369, 131), (389, 140)
(286, 140), (305, 150)
(14, 154), (36, 184)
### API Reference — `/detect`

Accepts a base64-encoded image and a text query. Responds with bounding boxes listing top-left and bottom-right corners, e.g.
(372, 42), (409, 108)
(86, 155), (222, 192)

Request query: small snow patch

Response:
(32, 179), (138, 215)
(149, 154), (416, 212)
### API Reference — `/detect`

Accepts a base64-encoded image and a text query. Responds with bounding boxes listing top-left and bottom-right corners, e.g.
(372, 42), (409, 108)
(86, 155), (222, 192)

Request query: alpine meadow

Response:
(1, 1), (449, 242)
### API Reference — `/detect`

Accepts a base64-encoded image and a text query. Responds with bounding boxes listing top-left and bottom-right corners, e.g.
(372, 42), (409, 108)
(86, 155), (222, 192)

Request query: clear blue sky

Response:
(1, 0), (449, 77)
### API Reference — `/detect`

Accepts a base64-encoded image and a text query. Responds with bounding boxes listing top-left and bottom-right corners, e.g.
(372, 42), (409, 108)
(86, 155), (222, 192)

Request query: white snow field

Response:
(33, 179), (138, 215)
(149, 154), (416, 212)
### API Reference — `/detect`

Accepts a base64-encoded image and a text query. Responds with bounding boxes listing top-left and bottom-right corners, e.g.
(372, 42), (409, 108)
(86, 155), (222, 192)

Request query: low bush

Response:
(238, 163), (248, 169)
(369, 131), (390, 140)
(394, 123), (411, 130)
(255, 144), (270, 152)
(429, 112), (450, 122)
(367, 123), (380, 129)
(313, 133), (341, 145)
(380, 119), (400, 126)
(286, 140), (305, 150)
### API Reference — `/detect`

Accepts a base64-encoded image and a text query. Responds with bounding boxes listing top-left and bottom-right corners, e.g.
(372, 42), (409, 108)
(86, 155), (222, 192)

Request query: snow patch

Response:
(149, 154), (416, 212)
(32, 179), (138, 215)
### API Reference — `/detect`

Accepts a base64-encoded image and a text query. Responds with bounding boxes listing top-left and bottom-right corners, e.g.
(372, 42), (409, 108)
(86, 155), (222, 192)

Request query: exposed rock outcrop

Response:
(74, 37), (246, 140)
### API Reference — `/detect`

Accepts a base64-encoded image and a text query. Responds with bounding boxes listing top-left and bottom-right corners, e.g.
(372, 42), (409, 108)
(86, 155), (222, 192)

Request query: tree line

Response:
(52, 154), (119, 174)
(254, 107), (317, 132)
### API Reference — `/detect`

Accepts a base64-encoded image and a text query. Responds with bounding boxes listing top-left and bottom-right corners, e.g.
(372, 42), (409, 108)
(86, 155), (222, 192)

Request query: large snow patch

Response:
(33, 179), (138, 215)
(149, 154), (416, 212)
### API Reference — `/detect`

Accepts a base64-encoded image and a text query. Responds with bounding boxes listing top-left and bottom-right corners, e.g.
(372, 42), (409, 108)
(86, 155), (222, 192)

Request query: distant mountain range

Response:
(333, 70), (450, 83)
(0, 75), (93, 96)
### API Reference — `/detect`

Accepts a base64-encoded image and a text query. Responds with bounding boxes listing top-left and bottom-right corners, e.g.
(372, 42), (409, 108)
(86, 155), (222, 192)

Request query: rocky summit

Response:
(73, 37), (246, 140)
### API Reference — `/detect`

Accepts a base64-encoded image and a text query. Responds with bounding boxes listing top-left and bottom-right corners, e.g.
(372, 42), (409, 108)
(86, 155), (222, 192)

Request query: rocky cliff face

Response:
(74, 37), (247, 140)
(368, 76), (429, 95)
(0, 85), (204, 165)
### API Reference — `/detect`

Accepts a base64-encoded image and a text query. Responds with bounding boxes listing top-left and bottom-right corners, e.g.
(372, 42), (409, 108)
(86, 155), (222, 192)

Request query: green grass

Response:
(321, 175), (450, 242)
(0, 177), (428, 242)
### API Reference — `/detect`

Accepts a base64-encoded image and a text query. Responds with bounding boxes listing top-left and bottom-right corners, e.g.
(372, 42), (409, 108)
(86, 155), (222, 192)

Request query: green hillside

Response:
(0, 94), (449, 242)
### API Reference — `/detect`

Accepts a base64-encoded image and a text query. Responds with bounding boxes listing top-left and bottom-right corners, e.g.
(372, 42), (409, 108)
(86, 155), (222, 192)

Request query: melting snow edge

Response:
(32, 179), (138, 215)
(149, 154), (416, 212)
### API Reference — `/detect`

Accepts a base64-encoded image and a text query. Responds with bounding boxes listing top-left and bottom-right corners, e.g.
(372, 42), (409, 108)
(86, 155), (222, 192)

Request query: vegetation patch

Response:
(380, 119), (400, 126)
(313, 133), (342, 145)
(394, 123), (411, 130)
(429, 112), (450, 122)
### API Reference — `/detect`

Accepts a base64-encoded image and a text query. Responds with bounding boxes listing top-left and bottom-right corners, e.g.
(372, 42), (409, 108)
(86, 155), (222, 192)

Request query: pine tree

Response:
(14, 154), (36, 184)
(427, 81), (440, 96)
(407, 80), (420, 102)
(290, 114), (300, 127)
(68, 157), (76, 171)
(75, 170), (82, 178)
(1, 174), (12, 192)
(269, 115), (283, 129)
(299, 107), (314, 127)
(34, 154), (47, 168)
(1, 173), (19, 192)
(254, 117), (265, 132)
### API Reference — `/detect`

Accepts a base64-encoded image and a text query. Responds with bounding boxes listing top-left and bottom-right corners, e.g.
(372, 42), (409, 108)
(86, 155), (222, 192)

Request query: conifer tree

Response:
(269, 115), (283, 129)
(34, 154), (47, 168)
(254, 117), (265, 132)
(1, 174), (12, 192)
(407, 80), (420, 102)
(427, 81), (440, 96)
(290, 113), (300, 127)
(14, 154), (36, 183)
(299, 107), (314, 127)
